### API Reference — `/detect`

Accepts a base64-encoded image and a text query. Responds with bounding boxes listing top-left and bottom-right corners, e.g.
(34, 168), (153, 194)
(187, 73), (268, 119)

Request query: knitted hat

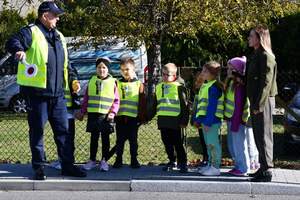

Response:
(228, 56), (247, 76)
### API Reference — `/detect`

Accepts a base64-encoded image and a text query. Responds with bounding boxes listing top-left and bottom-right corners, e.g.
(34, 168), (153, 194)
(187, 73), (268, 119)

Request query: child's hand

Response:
(107, 112), (115, 121)
(75, 111), (84, 121)
(203, 125), (210, 132)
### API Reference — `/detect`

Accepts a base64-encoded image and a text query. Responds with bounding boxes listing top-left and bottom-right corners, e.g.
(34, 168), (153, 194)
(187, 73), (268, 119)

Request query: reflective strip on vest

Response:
(17, 25), (68, 90)
(87, 76), (115, 114)
(64, 89), (72, 107)
(117, 80), (140, 117)
(156, 82), (181, 117)
(196, 80), (224, 119)
(224, 80), (250, 122)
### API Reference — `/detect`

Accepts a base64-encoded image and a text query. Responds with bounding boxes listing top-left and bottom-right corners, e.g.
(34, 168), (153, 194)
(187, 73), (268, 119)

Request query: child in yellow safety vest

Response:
(112, 58), (147, 169)
(150, 63), (189, 173)
(225, 56), (259, 176)
(75, 57), (120, 172)
(193, 61), (224, 176)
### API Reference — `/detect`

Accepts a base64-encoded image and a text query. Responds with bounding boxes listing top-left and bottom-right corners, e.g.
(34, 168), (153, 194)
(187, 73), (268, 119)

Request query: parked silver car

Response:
(0, 75), (28, 113)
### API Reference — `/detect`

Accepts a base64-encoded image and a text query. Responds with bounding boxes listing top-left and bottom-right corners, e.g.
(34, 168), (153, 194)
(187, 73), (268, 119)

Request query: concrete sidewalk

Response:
(0, 164), (299, 195)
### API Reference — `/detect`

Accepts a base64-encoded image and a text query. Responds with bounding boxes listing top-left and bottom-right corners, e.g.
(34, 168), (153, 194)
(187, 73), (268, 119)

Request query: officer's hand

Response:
(72, 80), (81, 93)
(15, 51), (26, 61)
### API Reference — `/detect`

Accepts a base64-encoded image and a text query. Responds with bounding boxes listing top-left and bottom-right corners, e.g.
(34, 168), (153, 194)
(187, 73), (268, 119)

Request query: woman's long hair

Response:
(254, 25), (275, 58)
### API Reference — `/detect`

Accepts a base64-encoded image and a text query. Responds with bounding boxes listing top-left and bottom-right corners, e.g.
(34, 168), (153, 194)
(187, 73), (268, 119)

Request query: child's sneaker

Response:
(49, 160), (61, 170)
(82, 160), (97, 171)
(227, 168), (237, 174)
(162, 162), (176, 171)
(112, 158), (123, 168)
(198, 164), (210, 174)
(99, 160), (109, 172)
(198, 160), (208, 168)
(178, 163), (188, 173)
(228, 169), (246, 176)
(130, 158), (141, 169)
(201, 166), (221, 176)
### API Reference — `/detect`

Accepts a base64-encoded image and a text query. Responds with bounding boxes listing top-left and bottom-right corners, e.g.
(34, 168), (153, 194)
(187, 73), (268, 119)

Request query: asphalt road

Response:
(0, 191), (299, 200)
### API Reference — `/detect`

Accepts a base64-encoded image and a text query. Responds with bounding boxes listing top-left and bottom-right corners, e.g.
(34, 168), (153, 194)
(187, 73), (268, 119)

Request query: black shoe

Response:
(34, 167), (46, 180)
(248, 168), (263, 177)
(162, 162), (176, 171)
(178, 164), (188, 173)
(131, 159), (141, 169)
(112, 158), (123, 168)
(62, 165), (87, 177)
(250, 170), (272, 182)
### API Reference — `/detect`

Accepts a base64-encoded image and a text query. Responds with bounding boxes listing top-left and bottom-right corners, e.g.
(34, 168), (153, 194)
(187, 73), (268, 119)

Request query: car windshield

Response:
(71, 61), (95, 80)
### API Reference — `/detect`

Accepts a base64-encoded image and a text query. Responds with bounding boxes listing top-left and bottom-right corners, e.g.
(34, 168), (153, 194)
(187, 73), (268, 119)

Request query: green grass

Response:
(0, 113), (299, 169)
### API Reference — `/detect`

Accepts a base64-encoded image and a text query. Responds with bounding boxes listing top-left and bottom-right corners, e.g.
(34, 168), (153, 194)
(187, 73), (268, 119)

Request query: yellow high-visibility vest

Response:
(17, 25), (68, 90)
(224, 80), (250, 123)
(196, 80), (224, 119)
(117, 80), (140, 117)
(156, 82), (181, 116)
(87, 76), (115, 114)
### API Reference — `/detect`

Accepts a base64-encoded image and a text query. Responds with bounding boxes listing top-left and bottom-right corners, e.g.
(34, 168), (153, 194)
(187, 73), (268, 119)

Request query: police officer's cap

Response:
(38, 1), (64, 15)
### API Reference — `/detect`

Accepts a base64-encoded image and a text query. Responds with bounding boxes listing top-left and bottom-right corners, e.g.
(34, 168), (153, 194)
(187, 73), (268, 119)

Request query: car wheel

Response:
(9, 94), (27, 113)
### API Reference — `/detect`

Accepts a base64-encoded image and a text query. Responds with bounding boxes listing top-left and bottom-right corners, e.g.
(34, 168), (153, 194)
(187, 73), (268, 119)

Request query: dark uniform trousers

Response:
(160, 128), (187, 165)
(251, 97), (275, 171)
(115, 117), (139, 159)
(27, 94), (73, 170)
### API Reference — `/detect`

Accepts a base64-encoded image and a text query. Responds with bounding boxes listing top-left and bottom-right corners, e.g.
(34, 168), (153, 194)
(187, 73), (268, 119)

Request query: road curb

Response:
(0, 180), (130, 191)
(131, 180), (251, 194)
(251, 182), (300, 195)
(1, 179), (300, 195)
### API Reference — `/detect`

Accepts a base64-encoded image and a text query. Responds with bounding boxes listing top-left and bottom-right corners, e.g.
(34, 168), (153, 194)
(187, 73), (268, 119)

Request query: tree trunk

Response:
(146, 37), (161, 95)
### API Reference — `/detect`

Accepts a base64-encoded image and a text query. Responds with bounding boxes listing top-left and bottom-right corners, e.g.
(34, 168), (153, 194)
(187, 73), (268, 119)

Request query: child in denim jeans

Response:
(225, 56), (253, 176)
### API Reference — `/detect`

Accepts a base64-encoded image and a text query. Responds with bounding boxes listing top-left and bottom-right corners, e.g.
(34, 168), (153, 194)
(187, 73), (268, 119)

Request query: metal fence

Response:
(0, 71), (299, 168)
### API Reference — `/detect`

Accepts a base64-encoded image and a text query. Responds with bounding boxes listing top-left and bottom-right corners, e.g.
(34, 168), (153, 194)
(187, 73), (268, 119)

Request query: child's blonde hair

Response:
(162, 63), (177, 75)
(203, 61), (224, 91)
(203, 61), (221, 77)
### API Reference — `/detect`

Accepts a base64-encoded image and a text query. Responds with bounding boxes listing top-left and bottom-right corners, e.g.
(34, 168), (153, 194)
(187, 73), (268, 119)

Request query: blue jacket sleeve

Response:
(5, 26), (32, 55)
(202, 85), (221, 127)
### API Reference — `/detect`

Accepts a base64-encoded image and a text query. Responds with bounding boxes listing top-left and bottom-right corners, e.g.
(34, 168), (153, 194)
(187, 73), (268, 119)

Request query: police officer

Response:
(5, 1), (86, 180)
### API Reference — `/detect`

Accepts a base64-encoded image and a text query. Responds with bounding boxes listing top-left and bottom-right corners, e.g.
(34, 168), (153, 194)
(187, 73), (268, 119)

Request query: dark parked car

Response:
(283, 87), (300, 154)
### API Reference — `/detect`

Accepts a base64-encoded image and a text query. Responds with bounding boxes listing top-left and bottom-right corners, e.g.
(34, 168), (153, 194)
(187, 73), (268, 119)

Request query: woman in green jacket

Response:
(246, 25), (277, 182)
